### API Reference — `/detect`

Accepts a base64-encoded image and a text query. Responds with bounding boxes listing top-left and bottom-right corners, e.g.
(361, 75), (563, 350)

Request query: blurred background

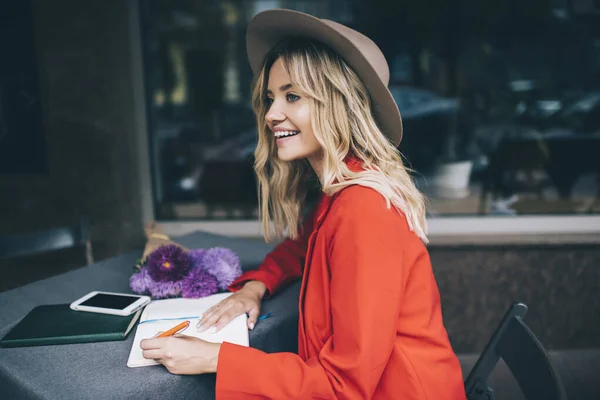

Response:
(0, 0), (599, 387)
(136, 0), (600, 220)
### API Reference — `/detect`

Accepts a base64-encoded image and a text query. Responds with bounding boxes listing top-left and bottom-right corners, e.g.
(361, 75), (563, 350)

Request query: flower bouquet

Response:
(129, 223), (242, 299)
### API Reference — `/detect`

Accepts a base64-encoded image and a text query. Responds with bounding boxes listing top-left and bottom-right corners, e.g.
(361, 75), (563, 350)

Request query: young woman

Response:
(141, 9), (466, 399)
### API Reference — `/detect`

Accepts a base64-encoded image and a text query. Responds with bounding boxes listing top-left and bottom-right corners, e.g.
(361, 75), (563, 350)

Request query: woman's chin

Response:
(277, 148), (302, 162)
(276, 146), (322, 163)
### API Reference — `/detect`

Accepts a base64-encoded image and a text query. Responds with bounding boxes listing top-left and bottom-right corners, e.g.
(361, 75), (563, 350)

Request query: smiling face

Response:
(265, 58), (322, 165)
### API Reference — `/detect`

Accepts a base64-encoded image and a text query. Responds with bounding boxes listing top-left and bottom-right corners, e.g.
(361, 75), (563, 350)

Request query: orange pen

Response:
(156, 320), (190, 338)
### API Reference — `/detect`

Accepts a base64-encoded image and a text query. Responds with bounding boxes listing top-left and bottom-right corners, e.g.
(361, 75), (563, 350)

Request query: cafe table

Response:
(0, 231), (300, 400)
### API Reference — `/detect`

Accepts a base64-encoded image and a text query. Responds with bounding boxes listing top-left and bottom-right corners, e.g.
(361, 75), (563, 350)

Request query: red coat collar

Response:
(313, 153), (364, 225)
(343, 153), (364, 173)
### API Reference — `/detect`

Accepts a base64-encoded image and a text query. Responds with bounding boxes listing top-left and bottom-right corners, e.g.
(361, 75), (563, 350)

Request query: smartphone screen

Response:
(79, 293), (141, 310)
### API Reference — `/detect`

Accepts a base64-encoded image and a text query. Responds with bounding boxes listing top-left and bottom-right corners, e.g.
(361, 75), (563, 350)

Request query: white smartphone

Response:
(70, 291), (151, 316)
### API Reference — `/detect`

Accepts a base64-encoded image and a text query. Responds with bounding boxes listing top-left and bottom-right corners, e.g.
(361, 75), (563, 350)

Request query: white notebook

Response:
(127, 292), (249, 368)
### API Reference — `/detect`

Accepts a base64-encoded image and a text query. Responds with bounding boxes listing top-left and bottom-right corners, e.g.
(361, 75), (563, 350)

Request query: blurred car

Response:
(389, 86), (458, 119)
(390, 86), (459, 172)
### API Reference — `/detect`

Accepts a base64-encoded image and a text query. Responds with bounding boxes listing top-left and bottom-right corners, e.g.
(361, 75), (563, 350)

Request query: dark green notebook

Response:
(0, 304), (142, 348)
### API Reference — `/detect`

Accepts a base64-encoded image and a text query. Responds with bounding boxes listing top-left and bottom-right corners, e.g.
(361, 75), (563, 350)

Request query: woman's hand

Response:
(197, 280), (267, 332)
(140, 335), (220, 375)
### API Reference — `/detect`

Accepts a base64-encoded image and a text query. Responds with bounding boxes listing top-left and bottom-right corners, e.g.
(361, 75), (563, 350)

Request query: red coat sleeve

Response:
(216, 191), (408, 399)
(227, 204), (317, 296)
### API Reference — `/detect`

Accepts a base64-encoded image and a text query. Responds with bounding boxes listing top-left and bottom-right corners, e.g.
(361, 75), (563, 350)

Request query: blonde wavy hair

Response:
(251, 38), (428, 243)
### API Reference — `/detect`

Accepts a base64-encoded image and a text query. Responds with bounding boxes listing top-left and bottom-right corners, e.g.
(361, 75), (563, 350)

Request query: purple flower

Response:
(149, 280), (183, 299)
(181, 267), (219, 298)
(146, 245), (192, 282)
(130, 267), (153, 294)
(189, 248), (207, 268)
(199, 247), (242, 290)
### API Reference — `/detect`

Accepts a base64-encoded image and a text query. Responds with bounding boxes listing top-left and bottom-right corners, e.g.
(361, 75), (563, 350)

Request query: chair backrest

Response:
(0, 218), (94, 265)
(464, 302), (567, 400)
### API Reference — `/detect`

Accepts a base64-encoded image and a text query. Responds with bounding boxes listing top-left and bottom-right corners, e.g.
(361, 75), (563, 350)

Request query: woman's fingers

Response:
(213, 303), (246, 332)
(246, 306), (260, 330)
(199, 301), (226, 324)
(198, 300), (230, 328)
(197, 290), (262, 332)
(197, 313), (221, 332)
(142, 349), (163, 360)
(140, 337), (163, 349)
(197, 301), (235, 332)
(203, 301), (225, 317)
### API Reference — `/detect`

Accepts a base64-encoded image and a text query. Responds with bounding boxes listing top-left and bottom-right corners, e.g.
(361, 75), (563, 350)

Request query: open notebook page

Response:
(127, 293), (249, 368)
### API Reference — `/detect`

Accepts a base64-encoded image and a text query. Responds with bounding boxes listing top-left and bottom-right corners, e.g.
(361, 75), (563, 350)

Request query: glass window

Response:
(140, 0), (600, 220)
(0, 0), (47, 174)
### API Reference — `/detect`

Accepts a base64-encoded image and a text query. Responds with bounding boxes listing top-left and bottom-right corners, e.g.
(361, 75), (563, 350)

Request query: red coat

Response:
(217, 167), (466, 399)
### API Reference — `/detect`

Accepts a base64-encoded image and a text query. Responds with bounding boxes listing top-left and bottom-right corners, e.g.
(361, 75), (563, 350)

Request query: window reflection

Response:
(140, 0), (600, 220)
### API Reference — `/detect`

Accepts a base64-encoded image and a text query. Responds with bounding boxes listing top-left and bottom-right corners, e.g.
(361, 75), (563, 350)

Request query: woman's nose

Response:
(265, 103), (285, 125)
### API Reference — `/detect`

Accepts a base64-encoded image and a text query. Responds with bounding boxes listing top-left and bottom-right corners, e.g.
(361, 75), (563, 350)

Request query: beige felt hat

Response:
(246, 9), (403, 146)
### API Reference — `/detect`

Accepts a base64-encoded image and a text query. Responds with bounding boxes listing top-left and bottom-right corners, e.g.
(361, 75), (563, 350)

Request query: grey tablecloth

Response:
(0, 231), (300, 400)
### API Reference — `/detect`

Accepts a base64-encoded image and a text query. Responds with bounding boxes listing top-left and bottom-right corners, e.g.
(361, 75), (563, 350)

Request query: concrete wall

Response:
(0, 0), (149, 264)
(431, 244), (600, 353)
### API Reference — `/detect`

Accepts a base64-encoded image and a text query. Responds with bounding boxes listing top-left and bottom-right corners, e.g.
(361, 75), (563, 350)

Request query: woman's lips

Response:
(275, 132), (300, 146)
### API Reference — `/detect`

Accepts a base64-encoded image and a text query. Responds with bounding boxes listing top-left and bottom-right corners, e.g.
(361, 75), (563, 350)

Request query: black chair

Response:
(0, 218), (94, 265)
(464, 302), (567, 400)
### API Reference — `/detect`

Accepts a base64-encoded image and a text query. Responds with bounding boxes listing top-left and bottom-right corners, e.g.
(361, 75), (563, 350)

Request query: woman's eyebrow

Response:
(266, 83), (293, 94)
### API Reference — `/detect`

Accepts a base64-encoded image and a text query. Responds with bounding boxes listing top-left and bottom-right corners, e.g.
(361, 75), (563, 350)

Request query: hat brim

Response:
(246, 9), (403, 146)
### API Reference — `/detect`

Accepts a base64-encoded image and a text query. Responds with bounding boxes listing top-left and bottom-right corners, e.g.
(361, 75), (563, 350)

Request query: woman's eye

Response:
(286, 93), (300, 102)
(265, 97), (274, 106)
